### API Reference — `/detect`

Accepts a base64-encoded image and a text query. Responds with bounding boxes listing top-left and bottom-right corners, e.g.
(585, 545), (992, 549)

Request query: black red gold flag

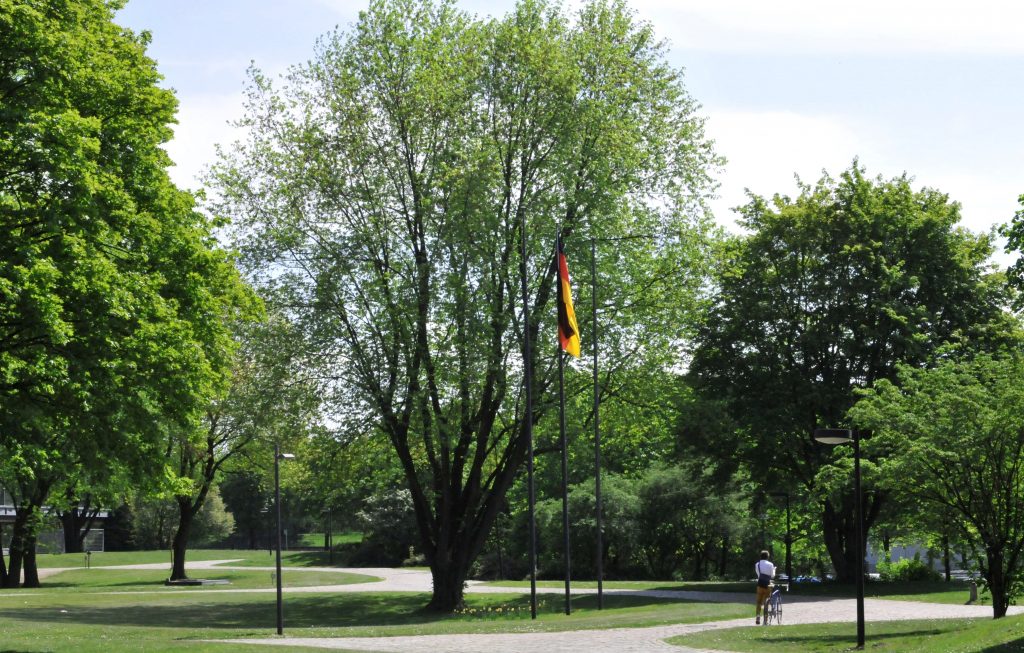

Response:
(557, 237), (581, 358)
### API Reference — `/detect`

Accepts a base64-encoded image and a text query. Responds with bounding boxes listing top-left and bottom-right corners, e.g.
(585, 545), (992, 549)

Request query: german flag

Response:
(557, 236), (581, 358)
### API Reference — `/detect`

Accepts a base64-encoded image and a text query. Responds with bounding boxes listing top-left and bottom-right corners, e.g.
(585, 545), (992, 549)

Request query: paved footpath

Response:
(33, 563), (1020, 652)
(195, 565), (1021, 653)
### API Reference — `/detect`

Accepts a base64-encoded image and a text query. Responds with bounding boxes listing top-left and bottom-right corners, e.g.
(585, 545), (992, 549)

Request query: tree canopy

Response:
(0, 0), (250, 586)
(210, 0), (721, 610)
(851, 352), (1024, 617)
(686, 162), (1010, 582)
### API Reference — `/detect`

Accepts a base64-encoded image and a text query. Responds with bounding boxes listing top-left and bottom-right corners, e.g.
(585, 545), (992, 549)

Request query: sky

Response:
(115, 0), (1024, 261)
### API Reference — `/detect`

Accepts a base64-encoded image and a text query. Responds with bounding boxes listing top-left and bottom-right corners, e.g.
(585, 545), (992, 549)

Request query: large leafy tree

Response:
(851, 352), (1024, 618)
(0, 0), (246, 586)
(211, 0), (720, 610)
(166, 312), (326, 582)
(687, 163), (1010, 583)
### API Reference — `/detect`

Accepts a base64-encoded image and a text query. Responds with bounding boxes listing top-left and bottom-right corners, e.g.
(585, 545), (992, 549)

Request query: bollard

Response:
(968, 581), (978, 604)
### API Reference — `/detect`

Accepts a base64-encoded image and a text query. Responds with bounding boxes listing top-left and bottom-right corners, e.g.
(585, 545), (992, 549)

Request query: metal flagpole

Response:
(557, 229), (572, 616)
(520, 210), (538, 619)
(591, 237), (604, 609)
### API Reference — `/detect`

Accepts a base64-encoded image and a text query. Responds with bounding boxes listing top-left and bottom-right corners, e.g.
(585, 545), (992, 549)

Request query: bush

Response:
(877, 554), (940, 582)
(350, 488), (419, 566)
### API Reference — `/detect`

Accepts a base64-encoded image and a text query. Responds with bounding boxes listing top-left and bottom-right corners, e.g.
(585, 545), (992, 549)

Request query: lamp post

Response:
(274, 443), (295, 635)
(322, 507), (334, 565)
(814, 428), (864, 649)
(770, 492), (792, 584)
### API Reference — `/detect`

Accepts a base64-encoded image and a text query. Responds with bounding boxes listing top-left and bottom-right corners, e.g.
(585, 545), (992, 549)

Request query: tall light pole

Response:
(770, 491), (792, 584)
(814, 428), (864, 649)
(274, 443), (295, 636)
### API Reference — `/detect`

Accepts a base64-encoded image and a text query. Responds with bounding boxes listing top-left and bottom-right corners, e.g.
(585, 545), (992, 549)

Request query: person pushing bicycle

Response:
(754, 550), (776, 625)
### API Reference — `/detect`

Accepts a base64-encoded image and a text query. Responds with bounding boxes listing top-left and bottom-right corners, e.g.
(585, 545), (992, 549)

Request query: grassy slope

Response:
(36, 548), (357, 569)
(482, 579), (985, 606)
(0, 564), (749, 652)
(669, 616), (1024, 652)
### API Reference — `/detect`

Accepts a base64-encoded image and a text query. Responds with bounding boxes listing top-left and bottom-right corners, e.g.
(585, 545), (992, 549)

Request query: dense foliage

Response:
(852, 353), (1024, 617)
(0, 0), (248, 586)
(687, 162), (1009, 582)
(210, 0), (720, 610)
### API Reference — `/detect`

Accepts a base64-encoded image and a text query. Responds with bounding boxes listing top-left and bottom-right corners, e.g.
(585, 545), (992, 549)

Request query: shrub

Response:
(877, 554), (940, 581)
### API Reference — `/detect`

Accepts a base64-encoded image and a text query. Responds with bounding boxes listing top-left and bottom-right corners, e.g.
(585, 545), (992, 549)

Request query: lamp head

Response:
(814, 428), (853, 445)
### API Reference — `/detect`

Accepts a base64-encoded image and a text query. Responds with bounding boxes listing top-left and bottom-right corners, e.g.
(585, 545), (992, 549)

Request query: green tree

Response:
(210, 0), (720, 610)
(166, 313), (319, 581)
(0, 0), (246, 587)
(219, 470), (270, 549)
(687, 162), (1009, 583)
(850, 352), (1024, 618)
(635, 463), (746, 580)
(1000, 194), (1024, 297)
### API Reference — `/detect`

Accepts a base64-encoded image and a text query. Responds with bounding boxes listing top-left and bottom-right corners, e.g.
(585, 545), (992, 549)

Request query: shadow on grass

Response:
(764, 627), (949, 644)
(979, 638), (1024, 652)
(3, 592), (692, 631)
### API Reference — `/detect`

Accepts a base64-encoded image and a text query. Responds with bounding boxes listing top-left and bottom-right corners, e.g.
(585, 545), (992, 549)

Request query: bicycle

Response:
(762, 587), (783, 625)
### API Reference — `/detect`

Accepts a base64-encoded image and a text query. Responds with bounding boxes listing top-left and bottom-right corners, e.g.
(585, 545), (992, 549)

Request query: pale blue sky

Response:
(117, 0), (1024, 259)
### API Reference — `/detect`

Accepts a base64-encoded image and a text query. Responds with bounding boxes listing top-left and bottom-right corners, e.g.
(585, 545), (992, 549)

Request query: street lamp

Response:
(321, 507), (333, 565)
(274, 444), (295, 636)
(770, 492), (792, 584)
(814, 428), (864, 649)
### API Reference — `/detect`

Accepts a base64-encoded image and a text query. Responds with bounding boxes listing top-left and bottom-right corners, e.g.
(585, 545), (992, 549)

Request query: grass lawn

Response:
(297, 531), (362, 548)
(0, 563), (749, 652)
(668, 616), (1024, 652)
(33, 567), (374, 591)
(482, 578), (984, 605)
(35, 548), (361, 570)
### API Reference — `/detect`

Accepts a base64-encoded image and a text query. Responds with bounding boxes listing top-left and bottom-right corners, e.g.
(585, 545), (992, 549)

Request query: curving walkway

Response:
(202, 565), (1020, 652)
(34, 562), (1022, 652)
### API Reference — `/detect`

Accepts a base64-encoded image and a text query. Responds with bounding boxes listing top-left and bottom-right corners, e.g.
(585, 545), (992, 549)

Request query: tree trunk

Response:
(170, 498), (195, 581)
(61, 510), (81, 554)
(822, 493), (879, 583)
(426, 559), (469, 612)
(718, 534), (729, 578)
(22, 539), (39, 588)
(943, 535), (951, 582)
(1, 506), (37, 589)
(0, 523), (7, 586)
(987, 547), (1008, 618)
(822, 499), (857, 582)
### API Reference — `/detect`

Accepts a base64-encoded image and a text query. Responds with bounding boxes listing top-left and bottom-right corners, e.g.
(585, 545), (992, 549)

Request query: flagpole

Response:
(520, 211), (538, 620)
(556, 229), (572, 616)
(591, 237), (604, 609)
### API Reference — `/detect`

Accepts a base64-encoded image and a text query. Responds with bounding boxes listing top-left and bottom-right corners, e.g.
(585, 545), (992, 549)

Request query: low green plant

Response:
(669, 616), (1024, 652)
(877, 554), (940, 582)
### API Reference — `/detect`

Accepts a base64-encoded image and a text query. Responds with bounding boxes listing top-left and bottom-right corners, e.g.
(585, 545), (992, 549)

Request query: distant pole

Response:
(591, 238), (604, 609)
(814, 427), (865, 649)
(854, 429), (865, 649)
(519, 208), (538, 620)
(771, 491), (792, 584)
(784, 493), (792, 584)
(557, 230), (572, 616)
(274, 442), (284, 635)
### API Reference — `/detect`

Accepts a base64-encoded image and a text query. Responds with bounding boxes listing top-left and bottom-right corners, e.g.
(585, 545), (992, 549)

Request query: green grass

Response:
(482, 579), (984, 605)
(22, 567), (375, 592)
(297, 531), (362, 548)
(668, 616), (1024, 652)
(0, 582), (748, 652)
(35, 548), (360, 569)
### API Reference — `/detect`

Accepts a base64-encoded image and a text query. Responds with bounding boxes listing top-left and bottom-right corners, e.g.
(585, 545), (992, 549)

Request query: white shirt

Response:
(755, 559), (776, 578)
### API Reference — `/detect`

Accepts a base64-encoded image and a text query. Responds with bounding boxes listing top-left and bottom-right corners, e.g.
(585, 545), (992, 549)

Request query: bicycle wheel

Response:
(762, 597), (774, 625)
(772, 593), (783, 625)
